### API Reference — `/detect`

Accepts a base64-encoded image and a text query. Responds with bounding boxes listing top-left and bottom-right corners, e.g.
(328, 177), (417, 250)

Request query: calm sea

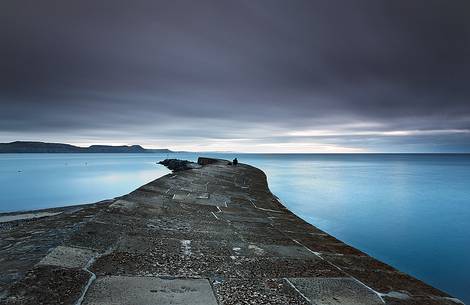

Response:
(1, 153), (469, 303)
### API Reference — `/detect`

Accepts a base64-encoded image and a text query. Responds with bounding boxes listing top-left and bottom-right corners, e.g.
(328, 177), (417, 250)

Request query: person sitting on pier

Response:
(233, 158), (238, 166)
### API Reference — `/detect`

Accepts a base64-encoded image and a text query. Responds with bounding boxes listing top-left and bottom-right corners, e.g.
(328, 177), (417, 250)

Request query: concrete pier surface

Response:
(0, 158), (464, 305)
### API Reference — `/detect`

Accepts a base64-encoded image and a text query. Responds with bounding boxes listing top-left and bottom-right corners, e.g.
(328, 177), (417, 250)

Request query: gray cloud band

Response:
(1, 0), (469, 151)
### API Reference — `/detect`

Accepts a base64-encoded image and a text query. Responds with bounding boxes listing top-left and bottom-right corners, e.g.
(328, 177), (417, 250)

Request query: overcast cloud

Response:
(1, 0), (469, 152)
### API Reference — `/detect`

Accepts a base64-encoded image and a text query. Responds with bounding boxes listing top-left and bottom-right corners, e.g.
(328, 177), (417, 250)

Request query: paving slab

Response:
(173, 192), (228, 207)
(82, 276), (218, 305)
(4, 265), (90, 305)
(212, 278), (310, 305)
(38, 245), (96, 269)
(287, 277), (384, 305)
(230, 242), (317, 258)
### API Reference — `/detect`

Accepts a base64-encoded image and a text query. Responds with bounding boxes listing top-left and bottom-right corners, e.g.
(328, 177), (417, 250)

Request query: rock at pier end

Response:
(158, 158), (201, 172)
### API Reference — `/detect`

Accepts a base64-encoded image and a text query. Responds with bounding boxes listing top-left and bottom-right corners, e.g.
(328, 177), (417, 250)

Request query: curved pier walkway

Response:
(0, 158), (464, 305)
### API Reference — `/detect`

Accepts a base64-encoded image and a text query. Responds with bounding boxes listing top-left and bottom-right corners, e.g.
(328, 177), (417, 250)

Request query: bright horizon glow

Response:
(67, 141), (368, 153)
(286, 129), (470, 137)
(6, 126), (465, 153)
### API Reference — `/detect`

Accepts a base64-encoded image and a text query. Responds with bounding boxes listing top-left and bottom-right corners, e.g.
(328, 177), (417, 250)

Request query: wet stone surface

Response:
(0, 158), (463, 305)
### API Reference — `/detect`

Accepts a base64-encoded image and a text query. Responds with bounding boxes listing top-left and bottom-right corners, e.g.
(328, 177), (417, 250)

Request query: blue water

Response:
(0, 153), (469, 303)
(0, 154), (171, 211)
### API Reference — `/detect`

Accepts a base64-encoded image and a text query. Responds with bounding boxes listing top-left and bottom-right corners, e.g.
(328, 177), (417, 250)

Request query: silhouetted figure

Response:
(232, 158), (238, 166)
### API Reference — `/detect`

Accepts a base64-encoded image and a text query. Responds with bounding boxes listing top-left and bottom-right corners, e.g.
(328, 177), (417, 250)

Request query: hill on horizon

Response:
(0, 141), (172, 153)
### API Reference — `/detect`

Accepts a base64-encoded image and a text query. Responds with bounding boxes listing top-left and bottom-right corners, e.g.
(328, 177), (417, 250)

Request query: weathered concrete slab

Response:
(64, 221), (121, 251)
(231, 242), (318, 258)
(173, 192), (228, 207)
(287, 277), (384, 305)
(213, 278), (310, 305)
(82, 276), (218, 305)
(4, 265), (90, 305)
(38, 246), (96, 269)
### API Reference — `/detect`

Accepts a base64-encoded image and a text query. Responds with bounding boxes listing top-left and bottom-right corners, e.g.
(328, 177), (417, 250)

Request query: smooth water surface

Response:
(0, 153), (171, 211)
(236, 153), (470, 304)
(1, 153), (469, 303)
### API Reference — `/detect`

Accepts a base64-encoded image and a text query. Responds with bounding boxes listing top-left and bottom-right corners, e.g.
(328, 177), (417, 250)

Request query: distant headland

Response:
(0, 141), (172, 153)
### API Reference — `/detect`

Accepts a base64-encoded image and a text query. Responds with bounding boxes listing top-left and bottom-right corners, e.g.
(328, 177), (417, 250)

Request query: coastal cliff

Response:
(0, 158), (464, 305)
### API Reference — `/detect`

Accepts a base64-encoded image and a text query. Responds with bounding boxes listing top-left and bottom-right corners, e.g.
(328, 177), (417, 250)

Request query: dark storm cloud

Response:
(1, 0), (469, 151)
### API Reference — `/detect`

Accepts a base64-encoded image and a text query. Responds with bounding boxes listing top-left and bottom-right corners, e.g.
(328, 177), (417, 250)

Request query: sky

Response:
(1, 0), (470, 153)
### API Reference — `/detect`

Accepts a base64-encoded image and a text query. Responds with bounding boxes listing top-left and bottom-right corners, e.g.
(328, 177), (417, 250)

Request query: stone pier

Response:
(0, 158), (464, 304)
